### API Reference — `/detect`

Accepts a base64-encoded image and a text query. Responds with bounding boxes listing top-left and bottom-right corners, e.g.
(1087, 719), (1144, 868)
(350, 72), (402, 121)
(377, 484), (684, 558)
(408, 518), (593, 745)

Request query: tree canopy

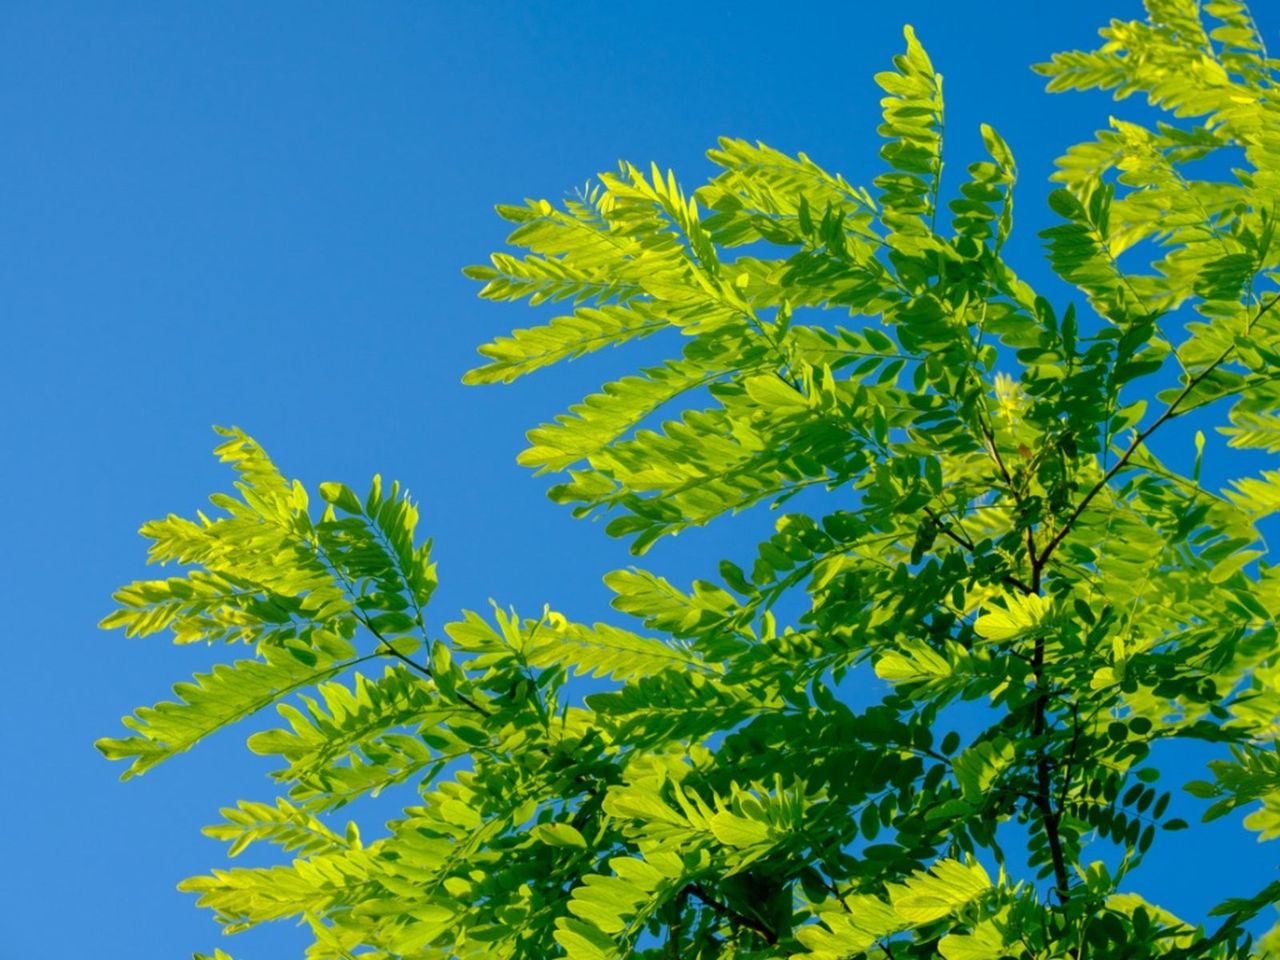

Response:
(100, 2), (1280, 957)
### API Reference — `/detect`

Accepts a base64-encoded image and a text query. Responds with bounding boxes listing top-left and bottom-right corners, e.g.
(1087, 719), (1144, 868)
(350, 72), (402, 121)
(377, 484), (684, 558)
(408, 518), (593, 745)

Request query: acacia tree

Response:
(100, 3), (1280, 958)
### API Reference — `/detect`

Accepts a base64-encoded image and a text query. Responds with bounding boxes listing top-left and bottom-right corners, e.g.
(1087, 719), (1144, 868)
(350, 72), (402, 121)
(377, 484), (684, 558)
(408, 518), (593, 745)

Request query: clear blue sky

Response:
(2, 2), (1277, 957)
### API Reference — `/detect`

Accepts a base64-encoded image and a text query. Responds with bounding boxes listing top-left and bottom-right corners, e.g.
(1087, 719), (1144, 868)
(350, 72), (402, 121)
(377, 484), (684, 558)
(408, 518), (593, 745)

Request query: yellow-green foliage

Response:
(103, 4), (1280, 957)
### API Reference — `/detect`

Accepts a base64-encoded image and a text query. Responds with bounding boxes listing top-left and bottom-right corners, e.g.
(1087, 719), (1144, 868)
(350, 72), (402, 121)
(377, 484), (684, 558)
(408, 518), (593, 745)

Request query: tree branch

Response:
(1028, 548), (1070, 901)
(1036, 291), (1280, 573)
(687, 884), (778, 945)
(1032, 639), (1071, 901)
(978, 417), (1039, 585)
(923, 504), (1035, 595)
(355, 609), (494, 718)
(665, 886), (690, 959)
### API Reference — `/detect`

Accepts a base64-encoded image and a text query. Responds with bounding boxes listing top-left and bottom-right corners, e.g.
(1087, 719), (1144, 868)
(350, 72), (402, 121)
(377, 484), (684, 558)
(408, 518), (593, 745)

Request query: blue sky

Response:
(2, 2), (1277, 957)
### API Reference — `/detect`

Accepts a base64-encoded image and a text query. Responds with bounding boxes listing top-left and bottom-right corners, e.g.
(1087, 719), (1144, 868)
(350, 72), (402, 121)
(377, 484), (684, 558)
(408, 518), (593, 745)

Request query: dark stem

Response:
(1028, 563), (1070, 901)
(1021, 294), (1280, 905)
(923, 504), (1035, 595)
(978, 417), (1039, 585)
(355, 610), (494, 718)
(665, 886), (690, 959)
(687, 884), (778, 945)
(1036, 291), (1280, 574)
(923, 505), (975, 551)
(307, 528), (494, 719)
(1033, 680), (1071, 900)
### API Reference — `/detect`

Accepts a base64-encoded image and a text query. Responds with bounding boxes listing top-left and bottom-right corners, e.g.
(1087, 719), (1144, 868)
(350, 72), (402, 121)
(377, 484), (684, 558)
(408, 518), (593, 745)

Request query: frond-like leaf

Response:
(875, 26), (945, 228)
(96, 640), (368, 779)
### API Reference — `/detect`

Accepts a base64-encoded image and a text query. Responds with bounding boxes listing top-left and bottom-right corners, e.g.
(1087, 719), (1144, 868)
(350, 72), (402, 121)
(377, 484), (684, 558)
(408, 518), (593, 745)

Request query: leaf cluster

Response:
(102, 4), (1280, 958)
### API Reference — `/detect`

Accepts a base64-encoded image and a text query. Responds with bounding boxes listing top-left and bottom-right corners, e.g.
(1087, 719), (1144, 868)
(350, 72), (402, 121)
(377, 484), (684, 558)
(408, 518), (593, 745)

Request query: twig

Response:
(923, 504), (1035, 595)
(688, 884), (778, 945)
(355, 610), (494, 718)
(978, 417), (1039, 584)
(1036, 292), (1280, 574)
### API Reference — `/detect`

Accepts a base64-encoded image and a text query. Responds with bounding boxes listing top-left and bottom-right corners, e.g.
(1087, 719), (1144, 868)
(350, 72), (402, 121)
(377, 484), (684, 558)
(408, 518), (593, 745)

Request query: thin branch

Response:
(1027, 545), (1071, 901)
(355, 609), (494, 718)
(1036, 291), (1280, 572)
(665, 886), (690, 960)
(688, 884), (778, 945)
(923, 505), (974, 551)
(308, 522), (496, 720)
(979, 417), (1039, 584)
(980, 418), (1019, 502)
(1034, 713), (1071, 900)
(923, 505), (1034, 596)
(816, 862), (854, 914)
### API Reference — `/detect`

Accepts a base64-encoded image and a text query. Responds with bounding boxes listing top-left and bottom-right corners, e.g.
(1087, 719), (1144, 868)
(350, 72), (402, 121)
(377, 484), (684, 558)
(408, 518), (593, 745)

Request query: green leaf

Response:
(319, 482), (363, 515)
(99, 6), (1280, 957)
(974, 592), (1051, 642)
(743, 374), (807, 409)
(534, 822), (589, 849)
(708, 810), (771, 848)
(889, 859), (992, 924)
(97, 647), (365, 779)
